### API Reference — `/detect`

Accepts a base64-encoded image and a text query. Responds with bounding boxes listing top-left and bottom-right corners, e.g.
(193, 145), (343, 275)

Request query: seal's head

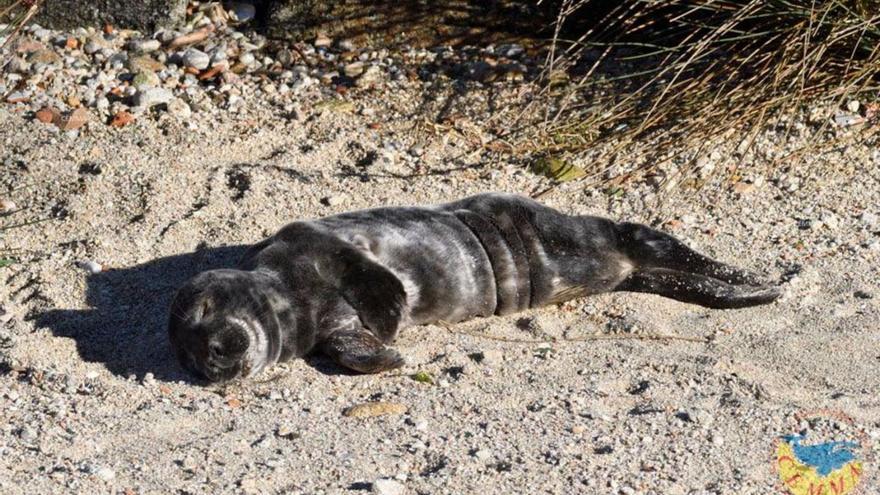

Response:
(168, 269), (296, 382)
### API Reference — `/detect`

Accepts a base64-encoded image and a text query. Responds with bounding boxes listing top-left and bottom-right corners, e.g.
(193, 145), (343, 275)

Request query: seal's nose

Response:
(206, 331), (249, 368)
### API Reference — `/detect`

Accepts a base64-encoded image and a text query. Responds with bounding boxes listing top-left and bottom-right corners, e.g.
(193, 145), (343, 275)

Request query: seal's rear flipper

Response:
(616, 268), (781, 309)
(616, 223), (768, 286)
(320, 328), (405, 374)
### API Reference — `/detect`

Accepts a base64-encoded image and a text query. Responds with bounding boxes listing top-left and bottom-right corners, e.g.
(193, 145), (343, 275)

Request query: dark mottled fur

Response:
(168, 193), (780, 382)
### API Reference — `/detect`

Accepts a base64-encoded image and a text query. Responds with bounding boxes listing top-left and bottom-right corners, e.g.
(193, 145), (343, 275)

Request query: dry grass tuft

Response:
(0, 0), (43, 65)
(511, 0), (880, 194)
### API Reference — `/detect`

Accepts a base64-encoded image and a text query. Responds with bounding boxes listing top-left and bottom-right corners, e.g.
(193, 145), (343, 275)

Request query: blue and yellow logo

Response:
(774, 410), (869, 495)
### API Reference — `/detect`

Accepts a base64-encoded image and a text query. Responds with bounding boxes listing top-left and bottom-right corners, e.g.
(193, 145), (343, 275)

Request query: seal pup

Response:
(168, 193), (780, 382)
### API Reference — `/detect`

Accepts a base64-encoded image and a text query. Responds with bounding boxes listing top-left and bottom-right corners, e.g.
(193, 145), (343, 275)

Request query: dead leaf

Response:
(110, 111), (135, 127)
(198, 65), (224, 81)
(226, 397), (241, 409)
(732, 182), (754, 195)
(665, 219), (683, 230)
(169, 26), (214, 49)
(531, 156), (586, 182)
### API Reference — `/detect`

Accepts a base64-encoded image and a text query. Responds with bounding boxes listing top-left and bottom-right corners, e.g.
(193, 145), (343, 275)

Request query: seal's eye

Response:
(197, 298), (213, 320)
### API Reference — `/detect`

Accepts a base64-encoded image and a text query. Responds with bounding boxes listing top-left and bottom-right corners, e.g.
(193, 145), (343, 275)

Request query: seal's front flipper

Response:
(335, 256), (407, 341)
(320, 328), (406, 374)
(273, 223), (407, 341)
(616, 268), (781, 309)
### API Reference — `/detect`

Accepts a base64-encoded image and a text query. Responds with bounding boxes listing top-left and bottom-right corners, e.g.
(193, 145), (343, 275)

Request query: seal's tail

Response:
(613, 223), (781, 308)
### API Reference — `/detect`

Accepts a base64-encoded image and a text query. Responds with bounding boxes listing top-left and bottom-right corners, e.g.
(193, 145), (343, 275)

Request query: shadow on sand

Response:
(33, 244), (250, 383)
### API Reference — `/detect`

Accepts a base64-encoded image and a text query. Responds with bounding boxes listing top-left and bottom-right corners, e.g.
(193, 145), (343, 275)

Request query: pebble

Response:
(83, 40), (102, 55)
(239, 52), (255, 66)
(167, 98), (192, 118)
(6, 57), (30, 73)
(78, 260), (103, 274)
(132, 70), (161, 88)
(321, 195), (346, 207)
(0, 198), (17, 213)
(473, 449), (492, 461)
(314, 35), (332, 48)
(94, 467), (115, 481)
(18, 426), (37, 442)
(860, 211), (879, 230)
(372, 478), (405, 495)
(230, 1), (257, 22)
(133, 87), (174, 108)
(142, 372), (156, 385)
(182, 48), (211, 70)
(337, 39), (356, 51)
(129, 39), (161, 52)
(356, 65), (385, 88)
(127, 55), (165, 73)
(344, 61), (365, 78)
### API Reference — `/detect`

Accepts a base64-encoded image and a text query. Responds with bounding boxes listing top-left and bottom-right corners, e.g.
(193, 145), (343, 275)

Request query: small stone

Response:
(337, 39), (356, 51)
(732, 182), (754, 195)
(110, 111), (135, 127)
(28, 49), (61, 64)
(142, 372), (156, 385)
(133, 87), (173, 108)
(78, 260), (103, 274)
(36, 106), (60, 124)
(131, 71), (160, 88)
(6, 91), (31, 103)
(182, 48), (211, 70)
(167, 98), (192, 118)
(847, 100), (860, 113)
(321, 195), (345, 207)
(230, 2), (257, 22)
(85, 371), (99, 379)
(94, 467), (115, 481)
(6, 57), (30, 73)
(860, 211), (878, 230)
(372, 478), (404, 495)
(473, 449), (492, 461)
(83, 40), (103, 54)
(834, 112), (865, 127)
(356, 65), (384, 88)
(344, 61), (365, 78)
(127, 55), (165, 73)
(0, 199), (17, 213)
(343, 402), (407, 418)
(276, 425), (298, 439)
(821, 213), (840, 230)
(854, 290), (873, 300)
(239, 52), (255, 66)
(18, 426), (37, 442)
(314, 35), (332, 48)
(128, 39), (161, 52)
(320, 71), (338, 85)
(59, 108), (89, 131)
